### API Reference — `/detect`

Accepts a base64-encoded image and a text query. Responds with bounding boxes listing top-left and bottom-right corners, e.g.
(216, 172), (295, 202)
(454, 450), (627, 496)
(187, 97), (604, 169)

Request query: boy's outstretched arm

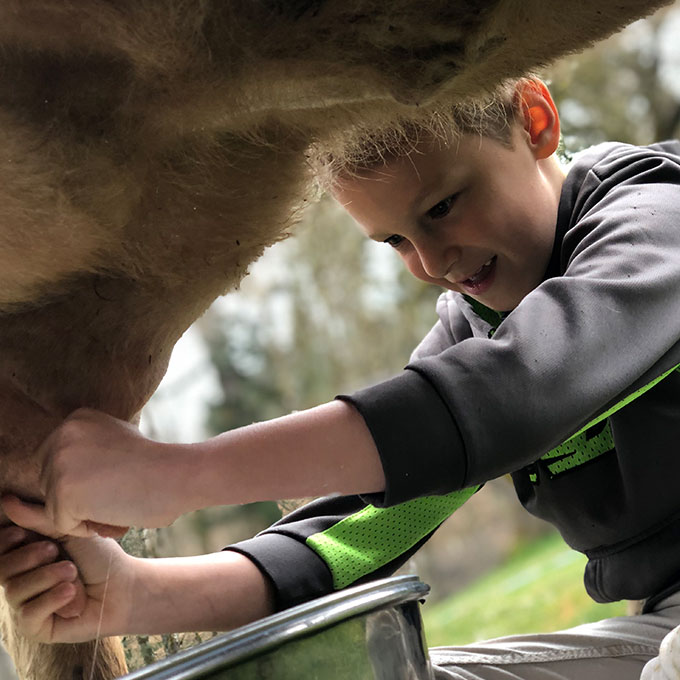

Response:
(0, 525), (274, 643)
(0, 400), (385, 538)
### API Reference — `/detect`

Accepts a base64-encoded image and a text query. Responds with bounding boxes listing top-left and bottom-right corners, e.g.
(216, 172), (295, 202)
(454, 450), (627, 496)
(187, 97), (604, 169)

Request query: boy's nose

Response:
(419, 244), (461, 280)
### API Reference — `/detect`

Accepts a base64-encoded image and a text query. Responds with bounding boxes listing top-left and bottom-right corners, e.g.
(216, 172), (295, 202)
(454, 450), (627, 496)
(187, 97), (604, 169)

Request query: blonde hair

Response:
(311, 76), (535, 190)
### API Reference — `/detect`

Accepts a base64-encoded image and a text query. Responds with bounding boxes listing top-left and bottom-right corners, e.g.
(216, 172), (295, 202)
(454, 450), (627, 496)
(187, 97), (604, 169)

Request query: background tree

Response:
(548, 6), (680, 150)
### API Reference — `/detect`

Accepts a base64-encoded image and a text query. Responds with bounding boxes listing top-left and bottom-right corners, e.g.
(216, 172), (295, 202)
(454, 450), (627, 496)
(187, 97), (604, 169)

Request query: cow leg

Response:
(0, 593), (128, 680)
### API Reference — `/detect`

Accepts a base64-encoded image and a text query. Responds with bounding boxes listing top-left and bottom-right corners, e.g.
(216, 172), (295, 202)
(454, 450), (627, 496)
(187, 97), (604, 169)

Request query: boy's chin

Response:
(468, 292), (517, 314)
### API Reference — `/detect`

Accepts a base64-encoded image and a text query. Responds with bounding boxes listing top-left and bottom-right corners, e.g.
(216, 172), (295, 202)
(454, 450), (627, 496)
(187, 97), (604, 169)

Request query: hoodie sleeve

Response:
(227, 486), (477, 610)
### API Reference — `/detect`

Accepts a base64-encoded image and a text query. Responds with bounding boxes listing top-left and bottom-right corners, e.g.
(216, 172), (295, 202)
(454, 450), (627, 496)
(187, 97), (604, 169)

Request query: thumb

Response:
(54, 578), (87, 619)
(87, 522), (129, 540)
(0, 495), (96, 539)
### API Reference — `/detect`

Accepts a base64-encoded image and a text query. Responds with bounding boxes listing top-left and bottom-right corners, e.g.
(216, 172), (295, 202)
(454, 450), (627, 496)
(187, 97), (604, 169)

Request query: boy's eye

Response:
(427, 194), (457, 220)
(383, 234), (405, 248)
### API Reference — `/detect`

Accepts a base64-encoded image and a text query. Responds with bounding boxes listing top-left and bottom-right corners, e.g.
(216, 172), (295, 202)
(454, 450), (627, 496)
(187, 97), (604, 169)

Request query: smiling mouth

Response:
(456, 255), (497, 296)
(462, 256), (497, 287)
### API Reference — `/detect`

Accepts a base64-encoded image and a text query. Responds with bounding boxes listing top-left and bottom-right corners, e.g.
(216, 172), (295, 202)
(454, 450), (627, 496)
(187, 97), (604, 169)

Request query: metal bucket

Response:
(119, 575), (432, 680)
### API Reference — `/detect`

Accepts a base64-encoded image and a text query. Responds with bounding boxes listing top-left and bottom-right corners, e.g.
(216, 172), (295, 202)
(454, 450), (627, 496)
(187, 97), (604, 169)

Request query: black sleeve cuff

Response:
(225, 533), (334, 611)
(337, 368), (467, 507)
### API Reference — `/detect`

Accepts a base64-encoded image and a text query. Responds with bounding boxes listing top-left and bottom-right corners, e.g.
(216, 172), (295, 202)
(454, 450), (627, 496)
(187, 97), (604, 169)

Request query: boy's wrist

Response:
(124, 551), (275, 635)
(153, 441), (203, 521)
(184, 436), (241, 511)
(124, 554), (169, 635)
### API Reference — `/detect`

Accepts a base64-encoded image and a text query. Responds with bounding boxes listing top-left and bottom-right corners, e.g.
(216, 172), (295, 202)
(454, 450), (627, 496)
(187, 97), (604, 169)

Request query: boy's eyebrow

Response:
(413, 181), (440, 209)
(411, 170), (452, 212)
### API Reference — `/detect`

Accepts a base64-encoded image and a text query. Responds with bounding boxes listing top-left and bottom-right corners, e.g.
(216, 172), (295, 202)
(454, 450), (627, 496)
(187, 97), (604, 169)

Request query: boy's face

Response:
(334, 124), (565, 311)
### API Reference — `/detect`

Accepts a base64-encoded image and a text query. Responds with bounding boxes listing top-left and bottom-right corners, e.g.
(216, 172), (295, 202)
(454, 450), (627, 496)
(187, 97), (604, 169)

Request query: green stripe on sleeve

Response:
(306, 486), (479, 590)
(527, 363), (680, 482)
(561, 362), (680, 445)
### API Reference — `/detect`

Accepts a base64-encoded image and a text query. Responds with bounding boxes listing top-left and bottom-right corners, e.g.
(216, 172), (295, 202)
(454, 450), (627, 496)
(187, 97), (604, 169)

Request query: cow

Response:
(0, 1), (672, 678)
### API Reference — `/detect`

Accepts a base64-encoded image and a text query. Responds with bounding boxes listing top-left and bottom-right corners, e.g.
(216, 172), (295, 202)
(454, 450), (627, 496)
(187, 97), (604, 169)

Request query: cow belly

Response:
(0, 295), (170, 519)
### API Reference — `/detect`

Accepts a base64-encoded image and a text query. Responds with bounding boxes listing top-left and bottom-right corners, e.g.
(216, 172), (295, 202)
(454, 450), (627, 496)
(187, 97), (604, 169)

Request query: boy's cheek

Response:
(403, 256), (435, 285)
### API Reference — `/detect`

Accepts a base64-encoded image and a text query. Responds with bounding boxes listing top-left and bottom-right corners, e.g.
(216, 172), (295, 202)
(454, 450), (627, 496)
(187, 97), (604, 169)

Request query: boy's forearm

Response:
(127, 551), (275, 635)
(184, 400), (385, 511)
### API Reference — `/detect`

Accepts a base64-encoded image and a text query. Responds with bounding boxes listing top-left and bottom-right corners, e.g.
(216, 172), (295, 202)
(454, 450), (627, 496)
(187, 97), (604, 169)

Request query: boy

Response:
(2, 77), (680, 679)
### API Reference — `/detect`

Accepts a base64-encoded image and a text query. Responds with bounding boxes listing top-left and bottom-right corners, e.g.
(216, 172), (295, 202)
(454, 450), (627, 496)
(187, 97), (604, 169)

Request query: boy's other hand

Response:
(0, 526), (133, 643)
(0, 525), (86, 620)
(2, 408), (188, 536)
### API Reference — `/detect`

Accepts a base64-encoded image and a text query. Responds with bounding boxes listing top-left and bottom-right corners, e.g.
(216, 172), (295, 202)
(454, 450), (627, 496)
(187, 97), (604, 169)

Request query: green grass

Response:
(421, 531), (627, 647)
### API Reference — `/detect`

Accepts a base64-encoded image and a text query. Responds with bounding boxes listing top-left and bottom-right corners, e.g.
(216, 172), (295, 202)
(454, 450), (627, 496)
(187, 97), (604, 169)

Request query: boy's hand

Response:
(0, 525), (133, 643)
(1, 408), (188, 536)
(0, 526), (87, 620)
(0, 526), (277, 642)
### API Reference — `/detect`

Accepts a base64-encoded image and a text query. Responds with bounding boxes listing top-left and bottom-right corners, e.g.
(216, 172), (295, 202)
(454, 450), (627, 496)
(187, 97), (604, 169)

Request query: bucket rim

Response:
(119, 574), (429, 679)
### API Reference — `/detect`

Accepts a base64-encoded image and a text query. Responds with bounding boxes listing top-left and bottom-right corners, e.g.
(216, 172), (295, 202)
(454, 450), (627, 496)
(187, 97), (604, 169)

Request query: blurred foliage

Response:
(201, 198), (440, 433)
(546, 6), (680, 150)
(122, 630), (221, 673)
(199, 198), (440, 514)
(120, 527), (222, 671)
(422, 531), (627, 646)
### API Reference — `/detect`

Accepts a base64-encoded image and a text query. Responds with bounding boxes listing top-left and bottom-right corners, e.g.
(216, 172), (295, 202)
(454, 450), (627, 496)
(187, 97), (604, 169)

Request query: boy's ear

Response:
(515, 79), (560, 160)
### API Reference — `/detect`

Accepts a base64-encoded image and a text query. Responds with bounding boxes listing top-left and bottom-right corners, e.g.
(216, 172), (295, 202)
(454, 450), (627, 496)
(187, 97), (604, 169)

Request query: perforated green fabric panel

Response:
(306, 486), (479, 589)
(543, 421), (614, 476)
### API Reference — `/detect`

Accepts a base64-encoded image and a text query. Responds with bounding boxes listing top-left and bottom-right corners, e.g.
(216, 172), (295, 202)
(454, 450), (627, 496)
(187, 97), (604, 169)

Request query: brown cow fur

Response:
(0, 1), (672, 678)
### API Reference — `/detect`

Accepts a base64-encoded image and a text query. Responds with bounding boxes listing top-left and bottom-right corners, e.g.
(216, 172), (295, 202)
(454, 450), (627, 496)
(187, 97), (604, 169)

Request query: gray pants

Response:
(431, 590), (680, 679)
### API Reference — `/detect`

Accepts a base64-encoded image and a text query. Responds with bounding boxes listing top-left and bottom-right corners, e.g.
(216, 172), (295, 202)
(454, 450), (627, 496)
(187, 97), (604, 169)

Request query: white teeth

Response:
(472, 258), (494, 277)
(464, 257), (495, 284)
